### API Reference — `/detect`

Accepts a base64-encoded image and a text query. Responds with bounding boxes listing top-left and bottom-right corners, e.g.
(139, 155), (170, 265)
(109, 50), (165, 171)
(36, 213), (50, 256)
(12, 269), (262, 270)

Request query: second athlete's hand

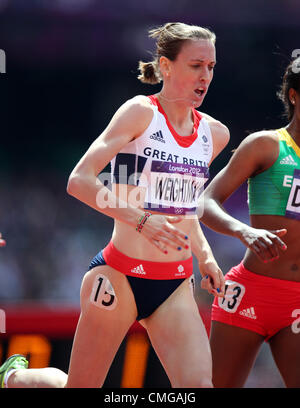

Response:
(237, 227), (287, 262)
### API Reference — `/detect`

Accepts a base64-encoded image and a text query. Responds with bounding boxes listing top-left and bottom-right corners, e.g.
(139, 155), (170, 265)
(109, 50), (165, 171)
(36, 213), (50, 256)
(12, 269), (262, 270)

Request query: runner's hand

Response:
(139, 214), (190, 254)
(238, 227), (287, 262)
(199, 260), (225, 297)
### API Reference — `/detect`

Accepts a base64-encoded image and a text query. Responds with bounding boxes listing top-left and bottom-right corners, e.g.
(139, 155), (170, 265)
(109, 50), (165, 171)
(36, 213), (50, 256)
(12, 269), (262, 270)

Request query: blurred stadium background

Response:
(0, 0), (299, 388)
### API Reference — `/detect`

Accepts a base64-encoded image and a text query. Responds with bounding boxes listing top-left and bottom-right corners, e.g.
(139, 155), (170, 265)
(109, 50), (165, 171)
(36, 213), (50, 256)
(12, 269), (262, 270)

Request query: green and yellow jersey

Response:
(248, 128), (300, 220)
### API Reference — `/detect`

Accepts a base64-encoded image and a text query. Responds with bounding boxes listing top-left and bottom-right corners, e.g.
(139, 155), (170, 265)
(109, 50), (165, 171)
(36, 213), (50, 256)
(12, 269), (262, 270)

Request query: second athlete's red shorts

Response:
(211, 262), (300, 341)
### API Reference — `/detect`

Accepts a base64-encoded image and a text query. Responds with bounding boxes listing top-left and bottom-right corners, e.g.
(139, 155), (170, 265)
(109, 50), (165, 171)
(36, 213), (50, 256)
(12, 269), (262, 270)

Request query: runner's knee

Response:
(172, 368), (213, 388)
(38, 368), (67, 388)
(173, 377), (213, 388)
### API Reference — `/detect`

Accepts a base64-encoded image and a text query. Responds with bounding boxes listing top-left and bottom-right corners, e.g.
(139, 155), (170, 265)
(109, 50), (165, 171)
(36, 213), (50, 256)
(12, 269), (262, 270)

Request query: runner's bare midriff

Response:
(110, 184), (195, 261)
(243, 214), (300, 281)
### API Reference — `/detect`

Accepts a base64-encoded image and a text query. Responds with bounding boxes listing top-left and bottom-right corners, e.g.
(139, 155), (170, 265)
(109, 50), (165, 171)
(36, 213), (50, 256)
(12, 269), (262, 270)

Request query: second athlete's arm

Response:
(200, 132), (287, 261)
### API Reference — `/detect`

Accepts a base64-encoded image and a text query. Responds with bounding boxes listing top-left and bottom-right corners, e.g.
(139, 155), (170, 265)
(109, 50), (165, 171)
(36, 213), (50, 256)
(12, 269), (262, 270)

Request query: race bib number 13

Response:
(218, 280), (246, 313)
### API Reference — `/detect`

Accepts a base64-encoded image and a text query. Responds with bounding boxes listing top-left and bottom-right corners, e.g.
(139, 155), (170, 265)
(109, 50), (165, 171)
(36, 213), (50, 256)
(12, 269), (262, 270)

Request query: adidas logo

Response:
(239, 307), (257, 319)
(131, 264), (146, 275)
(280, 155), (297, 166)
(150, 130), (165, 143)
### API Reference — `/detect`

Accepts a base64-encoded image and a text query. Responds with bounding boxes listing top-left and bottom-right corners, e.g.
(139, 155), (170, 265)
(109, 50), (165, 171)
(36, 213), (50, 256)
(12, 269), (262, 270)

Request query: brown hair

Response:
(138, 22), (216, 84)
(277, 56), (300, 121)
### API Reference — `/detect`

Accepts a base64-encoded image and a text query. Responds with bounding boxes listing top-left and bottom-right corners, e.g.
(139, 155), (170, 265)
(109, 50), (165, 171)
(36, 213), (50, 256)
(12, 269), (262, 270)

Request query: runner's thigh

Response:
(210, 321), (264, 388)
(269, 324), (300, 387)
(66, 265), (137, 388)
(143, 279), (212, 387)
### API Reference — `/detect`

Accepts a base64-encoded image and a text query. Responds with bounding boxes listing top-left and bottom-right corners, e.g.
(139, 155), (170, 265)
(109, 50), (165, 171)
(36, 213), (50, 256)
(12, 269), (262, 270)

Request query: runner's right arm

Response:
(67, 97), (188, 251)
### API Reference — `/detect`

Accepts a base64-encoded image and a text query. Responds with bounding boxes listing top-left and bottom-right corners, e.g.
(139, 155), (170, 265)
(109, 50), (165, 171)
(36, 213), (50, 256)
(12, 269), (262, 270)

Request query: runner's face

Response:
(169, 39), (216, 108)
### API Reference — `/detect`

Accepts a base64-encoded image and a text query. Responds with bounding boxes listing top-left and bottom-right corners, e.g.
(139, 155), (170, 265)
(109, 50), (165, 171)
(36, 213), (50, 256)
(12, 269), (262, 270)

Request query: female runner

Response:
(0, 22), (229, 388)
(201, 57), (300, 387)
